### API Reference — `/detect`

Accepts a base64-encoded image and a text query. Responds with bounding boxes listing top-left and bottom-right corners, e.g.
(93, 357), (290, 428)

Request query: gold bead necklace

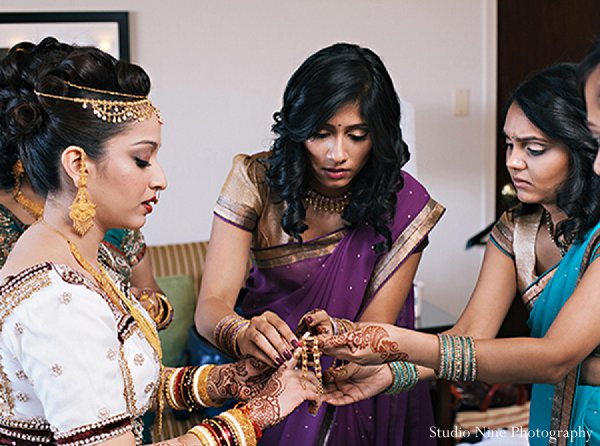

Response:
(304, 188), (351, 214)
(39, 220), (165, 436)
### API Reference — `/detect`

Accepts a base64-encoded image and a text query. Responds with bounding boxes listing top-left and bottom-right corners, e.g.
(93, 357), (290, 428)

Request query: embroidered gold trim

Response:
(366, 199), (445, 299)
(118, 344), (138, 416)
(252, 229), (347, 269)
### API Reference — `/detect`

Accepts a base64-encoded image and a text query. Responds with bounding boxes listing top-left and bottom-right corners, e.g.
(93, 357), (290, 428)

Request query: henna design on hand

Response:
(245, 367), (285, 430)
(321, 326), (408, 362)
(207, 358), (272, 402)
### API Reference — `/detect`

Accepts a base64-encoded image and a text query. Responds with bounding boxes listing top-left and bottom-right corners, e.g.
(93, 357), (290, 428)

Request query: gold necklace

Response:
(39, 220), (165, 435)
(543, 210), (567, 256)
(12, 161), (44, 220)
(304, 188), (351, 214)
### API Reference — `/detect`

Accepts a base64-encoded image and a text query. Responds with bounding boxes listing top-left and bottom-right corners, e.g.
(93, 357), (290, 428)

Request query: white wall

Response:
(1, 0), (497, 317)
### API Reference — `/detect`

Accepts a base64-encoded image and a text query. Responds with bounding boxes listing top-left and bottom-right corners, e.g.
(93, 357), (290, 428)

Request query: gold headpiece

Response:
(34, 81), (161, 124)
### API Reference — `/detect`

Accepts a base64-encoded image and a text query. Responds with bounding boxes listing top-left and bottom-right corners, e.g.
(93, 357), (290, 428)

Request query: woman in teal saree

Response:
(316, 62), (600, 446)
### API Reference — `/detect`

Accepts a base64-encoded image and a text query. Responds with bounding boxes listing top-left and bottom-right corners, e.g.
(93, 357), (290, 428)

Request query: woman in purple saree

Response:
(195, 43), (444, 445)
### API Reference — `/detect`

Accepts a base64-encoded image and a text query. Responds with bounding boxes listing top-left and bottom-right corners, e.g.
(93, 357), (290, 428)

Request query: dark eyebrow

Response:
(132, 140), (159, 150)
(502, 131), (550, 144)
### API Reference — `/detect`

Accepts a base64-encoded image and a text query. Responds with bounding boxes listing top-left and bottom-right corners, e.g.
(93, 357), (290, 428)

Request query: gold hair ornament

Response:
(69, 149), (96, 236)
(35, 81), (160, 124)
(12, 160), (44, 220)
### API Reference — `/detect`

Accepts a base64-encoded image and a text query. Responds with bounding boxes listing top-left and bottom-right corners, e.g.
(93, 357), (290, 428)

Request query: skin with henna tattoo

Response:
(245, 367), (286, 430)
(206, 358), (272, 402)
(321, 325), (408, 362)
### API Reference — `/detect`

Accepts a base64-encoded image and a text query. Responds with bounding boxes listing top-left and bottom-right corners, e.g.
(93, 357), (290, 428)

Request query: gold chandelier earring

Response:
(69, 149), (96, 236)
(12, 160), (44, 220)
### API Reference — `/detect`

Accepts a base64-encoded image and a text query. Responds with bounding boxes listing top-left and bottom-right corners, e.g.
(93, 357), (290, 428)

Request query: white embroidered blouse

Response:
(0, 262), (160, 446)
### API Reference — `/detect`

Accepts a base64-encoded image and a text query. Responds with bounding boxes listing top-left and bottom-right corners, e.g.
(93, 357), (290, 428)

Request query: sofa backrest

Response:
(147, 241), (209, 295)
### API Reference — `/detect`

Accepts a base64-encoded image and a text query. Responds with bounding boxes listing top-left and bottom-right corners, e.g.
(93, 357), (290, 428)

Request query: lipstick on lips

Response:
(142, 196), (158, 214)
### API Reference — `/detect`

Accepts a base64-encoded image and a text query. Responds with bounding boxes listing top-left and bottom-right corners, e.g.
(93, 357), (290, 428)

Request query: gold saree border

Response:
(513, 210), (543, 294)
(366, 198), (445, 299)
(252, 230), (347, 269)
(215, 195), (259, 231)
(520, 266), (557, 311)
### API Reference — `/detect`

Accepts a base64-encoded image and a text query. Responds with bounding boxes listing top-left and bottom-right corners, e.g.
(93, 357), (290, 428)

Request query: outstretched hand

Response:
(318, 323), (407, 365)
(322, 363), (392, 406)
(245, 355), (322, 430)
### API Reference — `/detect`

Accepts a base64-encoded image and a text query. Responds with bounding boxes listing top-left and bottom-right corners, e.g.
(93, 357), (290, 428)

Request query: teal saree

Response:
(528, 219), (600, 445)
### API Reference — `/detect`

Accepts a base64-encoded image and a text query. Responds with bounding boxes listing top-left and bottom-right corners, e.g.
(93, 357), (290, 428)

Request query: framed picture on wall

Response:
(0, 11), (129, 62)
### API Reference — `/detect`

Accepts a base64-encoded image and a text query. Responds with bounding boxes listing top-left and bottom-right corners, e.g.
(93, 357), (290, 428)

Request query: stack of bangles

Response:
(214, 314), (250, 358)
(187, 404), (262, 446)
(435, 334), (478, 382)
(164, 365), (224, 411)
(383, 361), (419, 394)
(330, 317), (355, 336)
(138, 289), (174, 330)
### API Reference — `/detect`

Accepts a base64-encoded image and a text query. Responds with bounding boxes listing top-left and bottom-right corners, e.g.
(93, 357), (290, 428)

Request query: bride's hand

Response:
(207, 357), (274, 402)
(244, 356), (321, 430)
(318, 323), (407, 365)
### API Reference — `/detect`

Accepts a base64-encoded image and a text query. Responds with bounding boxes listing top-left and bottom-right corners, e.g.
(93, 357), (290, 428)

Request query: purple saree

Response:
(215, 153), (445, 446)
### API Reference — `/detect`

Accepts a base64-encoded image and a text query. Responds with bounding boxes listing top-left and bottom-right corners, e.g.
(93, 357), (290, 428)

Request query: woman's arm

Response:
(100, 357), (321, 446)
(195, 216), (298, 367)
(359, 251), (422, 324)
(448, 240), (518, 338)
(322, 257), (600, 384)
(130, 253), (162, 291)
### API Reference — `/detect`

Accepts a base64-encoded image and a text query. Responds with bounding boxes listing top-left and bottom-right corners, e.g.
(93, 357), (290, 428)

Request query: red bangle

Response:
(201, 422), (220, 444)
(172, 367), (187, 409)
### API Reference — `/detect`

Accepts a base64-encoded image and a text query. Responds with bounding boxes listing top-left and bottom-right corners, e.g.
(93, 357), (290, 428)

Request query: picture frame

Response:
(0, 11), (129, 61)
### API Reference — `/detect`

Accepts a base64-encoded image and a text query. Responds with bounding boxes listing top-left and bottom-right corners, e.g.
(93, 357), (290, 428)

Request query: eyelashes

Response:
(134, 157), (151, 168)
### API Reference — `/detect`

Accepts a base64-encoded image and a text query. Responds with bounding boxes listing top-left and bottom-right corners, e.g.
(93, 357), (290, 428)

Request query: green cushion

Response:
(156, 275), (197, 367)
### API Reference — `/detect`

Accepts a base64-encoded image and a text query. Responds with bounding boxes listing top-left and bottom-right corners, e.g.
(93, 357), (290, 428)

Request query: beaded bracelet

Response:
(435, 334), (478, 381)
(383, 361), (419, 394)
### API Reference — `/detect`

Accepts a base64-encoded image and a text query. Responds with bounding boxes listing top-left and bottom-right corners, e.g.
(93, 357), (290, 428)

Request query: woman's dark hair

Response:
(0, 38), (74, 190)
(268, 42), (409, 252)
(577, 39), (600, 100)
(504, 63), (600, 244)
(0, 37), (152, 197)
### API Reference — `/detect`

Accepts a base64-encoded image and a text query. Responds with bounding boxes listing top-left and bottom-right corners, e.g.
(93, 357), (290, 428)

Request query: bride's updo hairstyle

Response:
(0, 37), (153, 197)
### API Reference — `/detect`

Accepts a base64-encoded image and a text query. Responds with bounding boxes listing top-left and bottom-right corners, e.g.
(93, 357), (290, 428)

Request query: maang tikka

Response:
(69, 149), (96, 236)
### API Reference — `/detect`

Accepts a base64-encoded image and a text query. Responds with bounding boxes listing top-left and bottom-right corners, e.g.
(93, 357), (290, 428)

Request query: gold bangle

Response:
(188, 425), (214, 446)
(218, 412), (243, 446)
(228, 408), (256, 446)
(197, 364), (222, 407)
